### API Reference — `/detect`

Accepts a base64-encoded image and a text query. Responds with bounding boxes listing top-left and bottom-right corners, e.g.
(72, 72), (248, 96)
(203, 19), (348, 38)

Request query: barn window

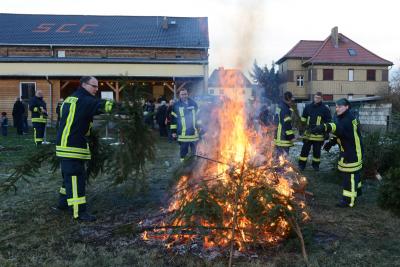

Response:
(20, 82), (36, 101)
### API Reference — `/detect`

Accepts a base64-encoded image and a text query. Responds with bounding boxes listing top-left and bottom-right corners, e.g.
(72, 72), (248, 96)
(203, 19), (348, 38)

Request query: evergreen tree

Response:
(250, 60), (281, 103)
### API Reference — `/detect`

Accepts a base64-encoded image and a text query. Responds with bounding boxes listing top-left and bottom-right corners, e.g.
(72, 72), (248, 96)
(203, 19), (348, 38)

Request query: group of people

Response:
(2, 76), (363, 221)
(274, 91), (363, 208)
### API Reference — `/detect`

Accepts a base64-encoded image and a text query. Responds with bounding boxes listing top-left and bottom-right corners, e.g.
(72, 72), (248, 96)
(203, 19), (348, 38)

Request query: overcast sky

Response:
(2, 0), (400, 78)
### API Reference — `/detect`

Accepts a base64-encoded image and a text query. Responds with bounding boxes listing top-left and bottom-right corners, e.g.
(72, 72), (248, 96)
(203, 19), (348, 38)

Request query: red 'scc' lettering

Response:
(32, 23), (55, 32)
(56, 24), (77, 33)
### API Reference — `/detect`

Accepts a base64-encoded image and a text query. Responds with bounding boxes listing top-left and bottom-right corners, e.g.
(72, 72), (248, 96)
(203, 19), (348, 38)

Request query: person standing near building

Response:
(29, 90), (47, 145)
(55, 76), (113, 221)
(273, 91), (296, 159)
(170, 89), (201, 162)
(12, 97), (25, 135)
(311, 98), (363, 208)
(55, 98), (64, 129)
(1, 112), (8, 136)
(298, 92), (332, 171)
(156, 100), (168, 137)
(166, 99), (175, 142)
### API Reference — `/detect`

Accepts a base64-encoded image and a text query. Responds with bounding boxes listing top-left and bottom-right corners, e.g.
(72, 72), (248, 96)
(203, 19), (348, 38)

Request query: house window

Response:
(322, 94), (333, 101)
(367, 69), (376, 81)
(348, 69), (354, 81)
(296, 75), (304, 87)
(348, 48), (357, 56)
(348, 93), (354, 100)
(323, 69), (334, 80)
(209, 89), (214, 95)
(20, 82), (36, 101)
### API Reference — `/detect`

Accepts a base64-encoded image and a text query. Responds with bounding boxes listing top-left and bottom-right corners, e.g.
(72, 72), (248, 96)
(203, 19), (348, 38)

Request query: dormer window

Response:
(348, 48), (357, 56)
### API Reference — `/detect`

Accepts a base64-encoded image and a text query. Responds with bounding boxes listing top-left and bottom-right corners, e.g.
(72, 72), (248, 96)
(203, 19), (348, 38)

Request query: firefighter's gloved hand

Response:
(311, 124), (325, 134)
(322, 141), (333, 152)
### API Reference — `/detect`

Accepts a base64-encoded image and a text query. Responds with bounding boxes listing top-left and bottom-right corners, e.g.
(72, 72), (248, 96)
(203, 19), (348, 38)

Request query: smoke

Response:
(230, 0), (266, 70)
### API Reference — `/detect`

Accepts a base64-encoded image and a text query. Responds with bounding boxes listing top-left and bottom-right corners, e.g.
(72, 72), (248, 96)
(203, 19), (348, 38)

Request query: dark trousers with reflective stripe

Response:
(58, 159), (87, 218)
(341, 170), (362, 207)
(299, 140), (323, 168)
(32, 122), (45, 145)
(179, 141), (197, 161)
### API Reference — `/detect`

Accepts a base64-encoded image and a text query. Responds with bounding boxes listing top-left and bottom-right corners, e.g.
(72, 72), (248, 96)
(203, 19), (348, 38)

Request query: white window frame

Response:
(348, 69), (354, 81)
(19, 82), (37, 100)
(296, 75), (304, 87)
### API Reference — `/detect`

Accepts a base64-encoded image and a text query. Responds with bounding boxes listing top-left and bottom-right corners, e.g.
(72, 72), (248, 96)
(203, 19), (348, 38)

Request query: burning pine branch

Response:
(140, 84), (310, 265)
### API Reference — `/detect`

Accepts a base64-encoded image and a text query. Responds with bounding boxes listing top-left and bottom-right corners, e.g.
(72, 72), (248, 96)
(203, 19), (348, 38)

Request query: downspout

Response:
(45, 76), (53, 126)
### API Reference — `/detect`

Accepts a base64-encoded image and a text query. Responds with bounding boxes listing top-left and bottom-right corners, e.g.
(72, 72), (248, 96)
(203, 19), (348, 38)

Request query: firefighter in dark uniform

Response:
(274, 91), (295, 159)
(170, 88), (201, 162)
(311, 98), (363, 207)
(29, 90), (47, 145)
(56, 76), (113, 221)
(298, 92), (332, 171)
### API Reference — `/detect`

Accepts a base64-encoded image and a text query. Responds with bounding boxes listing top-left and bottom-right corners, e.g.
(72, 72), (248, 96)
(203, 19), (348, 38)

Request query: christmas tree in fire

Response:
(142, 72), (309, 251)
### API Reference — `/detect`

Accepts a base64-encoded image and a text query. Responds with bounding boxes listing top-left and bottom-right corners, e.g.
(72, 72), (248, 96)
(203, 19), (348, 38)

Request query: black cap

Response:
(336, 98), (351, 107)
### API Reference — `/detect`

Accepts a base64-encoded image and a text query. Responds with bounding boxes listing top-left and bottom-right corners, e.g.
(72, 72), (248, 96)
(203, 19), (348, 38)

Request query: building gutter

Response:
(45, 76), (54, 125)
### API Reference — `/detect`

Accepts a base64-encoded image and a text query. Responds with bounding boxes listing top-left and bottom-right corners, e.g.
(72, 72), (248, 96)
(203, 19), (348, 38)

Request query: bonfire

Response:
(140, 74), (309, 264)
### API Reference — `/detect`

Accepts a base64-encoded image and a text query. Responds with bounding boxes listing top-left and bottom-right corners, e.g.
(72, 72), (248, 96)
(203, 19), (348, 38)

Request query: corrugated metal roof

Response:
(0, 13), (209, 49)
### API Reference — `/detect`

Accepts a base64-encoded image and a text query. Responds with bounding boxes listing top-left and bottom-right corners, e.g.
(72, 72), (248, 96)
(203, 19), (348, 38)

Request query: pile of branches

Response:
(0, 83), (155, 194)
(141, 155), (309, 265)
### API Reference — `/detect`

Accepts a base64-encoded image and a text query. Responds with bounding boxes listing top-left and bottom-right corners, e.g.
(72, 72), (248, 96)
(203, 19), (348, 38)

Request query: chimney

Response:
(162, 16), (168, 30)
(331, 26), (339, 48)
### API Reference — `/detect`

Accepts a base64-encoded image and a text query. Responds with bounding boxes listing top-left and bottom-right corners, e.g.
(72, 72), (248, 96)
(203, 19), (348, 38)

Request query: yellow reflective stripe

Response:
(171, 111), (177, 117)
(170, 124), (177, 129)
(61, 97), (78, 147)
(343, 173), (356, 207)
(178, 135), (199, 142)
(284, 116), (291, 122)
(338, 164), (362, 172)
(105, 101), (113, 112)
(301, 117), (307, 122)
(285, 130), (294, 135)
(179, 107), (186, 136)
(339, 158), (363, 167)
(308, 135), (324, 141)
(352, 119), (362, 164)
(307, 117), (310, 126)
(67, 197), (86, 205)
(59, 187), (66, 195)
(56, 145), (90, 155)
(71, 175), (78, 218)
(316, 116), (321, 126)
(299, 156), (307, 162)
(329, 123), (336, 133)
(192, 108), (198, 136)
(312, 157), (320, 162)
(56, 151), (91, 160)
(32, 118), (47, 123)
(358, 181), (362, 188)
(180, 158), (185, 162)
(274, 139), (293, 147)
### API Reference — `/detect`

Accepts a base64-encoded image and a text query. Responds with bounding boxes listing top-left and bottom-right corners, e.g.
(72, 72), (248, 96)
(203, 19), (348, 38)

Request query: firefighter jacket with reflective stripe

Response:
(170, 98), (200, 142)
(325, 109), (363, 172)
(301, 102), (332, 141)
(56, 87), (113, 160)
(29, 96), (47, 123)
(274, 101), (295, 147)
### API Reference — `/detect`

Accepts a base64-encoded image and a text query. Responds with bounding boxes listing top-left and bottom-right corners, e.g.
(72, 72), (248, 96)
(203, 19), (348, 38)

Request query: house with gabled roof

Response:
(208, 67), (253, 101)
(276, 27), (393, 101)
(0, 13), (209, 123)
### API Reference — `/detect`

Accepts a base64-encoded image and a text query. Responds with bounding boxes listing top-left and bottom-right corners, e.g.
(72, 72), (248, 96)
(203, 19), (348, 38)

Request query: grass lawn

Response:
(0, 127), (399, 267)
